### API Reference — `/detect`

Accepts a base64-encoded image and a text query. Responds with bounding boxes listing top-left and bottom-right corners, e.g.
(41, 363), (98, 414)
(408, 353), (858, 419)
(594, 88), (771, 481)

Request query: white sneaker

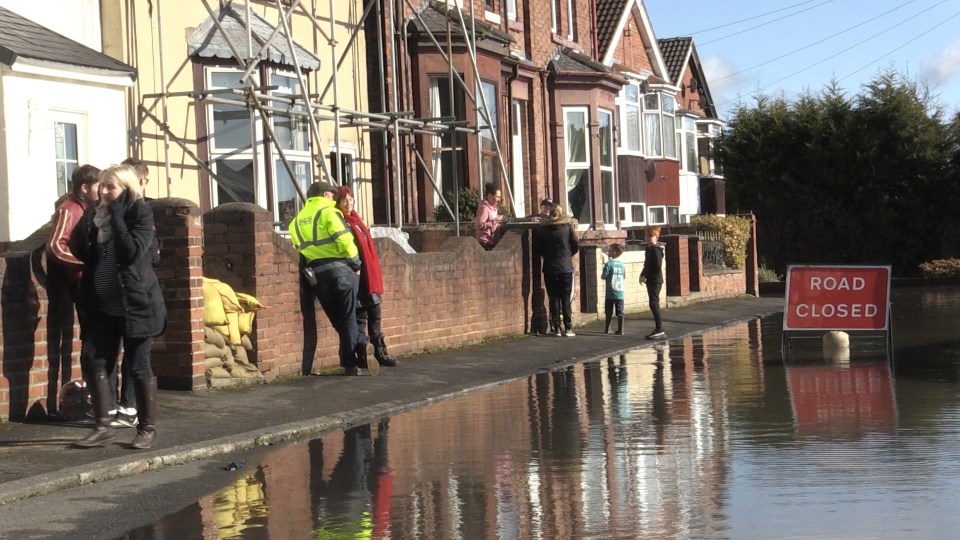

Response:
(564, 330), (576, 337)
(554, 329), (562, 337)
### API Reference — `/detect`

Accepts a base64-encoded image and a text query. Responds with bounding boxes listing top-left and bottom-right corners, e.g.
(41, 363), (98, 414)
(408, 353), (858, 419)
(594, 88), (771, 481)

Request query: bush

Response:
(918, 259), (960, 278)
(758, 265), (782, 282)
(434, 188), (482, 222)
(691, 214), (751, 269)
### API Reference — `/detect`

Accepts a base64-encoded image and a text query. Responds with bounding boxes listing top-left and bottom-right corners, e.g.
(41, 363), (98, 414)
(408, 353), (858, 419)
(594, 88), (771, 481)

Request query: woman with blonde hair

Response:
(534, 205), (579, 336)
(70, 164), (166, 449)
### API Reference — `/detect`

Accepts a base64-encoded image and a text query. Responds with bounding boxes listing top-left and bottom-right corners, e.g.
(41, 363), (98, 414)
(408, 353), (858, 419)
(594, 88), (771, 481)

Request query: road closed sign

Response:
(784, 265), (891, 331)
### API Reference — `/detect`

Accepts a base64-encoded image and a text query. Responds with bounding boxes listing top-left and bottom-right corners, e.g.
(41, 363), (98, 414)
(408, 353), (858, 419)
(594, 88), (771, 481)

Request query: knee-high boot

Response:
(130, 377), (157, 450)
(74, 371), (115, 448)
(616, 316), (624, 335)
(374, 334), (398, 367)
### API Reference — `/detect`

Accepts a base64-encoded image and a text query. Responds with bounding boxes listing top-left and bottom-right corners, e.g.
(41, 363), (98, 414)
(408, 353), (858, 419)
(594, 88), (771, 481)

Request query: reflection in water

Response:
(123, 288), (960, 539)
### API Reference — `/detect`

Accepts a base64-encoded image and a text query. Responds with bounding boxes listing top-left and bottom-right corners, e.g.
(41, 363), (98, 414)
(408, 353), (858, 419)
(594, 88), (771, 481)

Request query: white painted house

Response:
(0, 3), (134, 242)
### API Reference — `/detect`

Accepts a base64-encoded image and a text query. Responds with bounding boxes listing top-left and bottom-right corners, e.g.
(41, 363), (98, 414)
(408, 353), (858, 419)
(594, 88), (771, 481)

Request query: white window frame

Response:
(619, 202), (647, 226)
(510, 99), (526, 215)
(507, 0), (517, 20)
(662, 94), (677, 160)
(550, 0), (558, 33)
(429, 76), (466, 209)
(270, 69), (312, 229)
(616, 82), (643, 155)
(598, 109), (616, 228)
(648, 205), (667, 225)
(206, 67), (264, 207)
(680, 114), (698, 173)
(566, 0), (575, 40)
(642, 93), (662, 157)
(51, 111), (87, 198)
(563, 107), (591, 228)
(477, 79), (500, 188)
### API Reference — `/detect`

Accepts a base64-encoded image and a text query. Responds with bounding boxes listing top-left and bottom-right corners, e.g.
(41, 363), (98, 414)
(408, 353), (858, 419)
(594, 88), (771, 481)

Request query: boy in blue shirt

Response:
(601, 243), (626, 334)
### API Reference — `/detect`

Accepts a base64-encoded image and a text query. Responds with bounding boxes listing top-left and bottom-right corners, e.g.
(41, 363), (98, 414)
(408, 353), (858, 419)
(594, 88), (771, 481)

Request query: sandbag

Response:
(225, 312), (241, 346)
(240, 334), (254, 351)
(204, 356), (224, 369)
(206, 278), (242, 313)
(204, 326), (226, 348)
(209, 324), (230, 340)
(202, 278), (228, 326)
(202, 342), (230, 360)
(236, 293), (264, 335)
(205, 366), (232, 380)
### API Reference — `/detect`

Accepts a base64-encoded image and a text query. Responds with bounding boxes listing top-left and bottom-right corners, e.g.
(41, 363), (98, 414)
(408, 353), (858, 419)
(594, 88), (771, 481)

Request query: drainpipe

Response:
(539, 69), (552, 204)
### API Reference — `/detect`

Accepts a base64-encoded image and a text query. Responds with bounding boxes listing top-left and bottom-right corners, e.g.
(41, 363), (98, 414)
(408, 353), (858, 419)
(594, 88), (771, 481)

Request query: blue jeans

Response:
(312, 272), (362, 369)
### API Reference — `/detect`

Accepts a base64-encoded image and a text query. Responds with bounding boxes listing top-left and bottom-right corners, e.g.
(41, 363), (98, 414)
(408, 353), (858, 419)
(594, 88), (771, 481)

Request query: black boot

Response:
(74, 371), (115, 448)
(604, 314), (612, 334)
(374, 335), (398, 367)
(616, 316), (624, 335)
(130, 377), (157, 450)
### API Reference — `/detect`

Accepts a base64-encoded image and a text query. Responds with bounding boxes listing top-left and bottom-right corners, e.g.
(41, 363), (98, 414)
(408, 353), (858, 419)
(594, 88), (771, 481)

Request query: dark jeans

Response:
(544, 271), (574, 331)
(87, 314), (154, 383)
(605, 298), (624, 317)
(313, 272), (362, 369)
(356, 301), (383, 343)
(646, 281), (663, 331)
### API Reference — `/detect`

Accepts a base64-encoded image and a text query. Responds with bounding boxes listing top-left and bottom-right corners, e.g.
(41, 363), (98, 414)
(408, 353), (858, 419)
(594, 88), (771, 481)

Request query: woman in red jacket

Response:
(334, 187), (398, 367)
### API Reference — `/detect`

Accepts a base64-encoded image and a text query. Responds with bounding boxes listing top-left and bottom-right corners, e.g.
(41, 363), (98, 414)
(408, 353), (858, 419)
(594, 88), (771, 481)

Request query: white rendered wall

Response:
(0, 0), (102, 51)
(0, 74), (127, 242)
(679, 171), (701, 220)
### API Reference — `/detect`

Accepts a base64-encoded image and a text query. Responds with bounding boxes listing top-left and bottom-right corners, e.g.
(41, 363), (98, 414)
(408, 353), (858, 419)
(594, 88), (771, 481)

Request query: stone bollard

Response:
(822, 330), (850, 364)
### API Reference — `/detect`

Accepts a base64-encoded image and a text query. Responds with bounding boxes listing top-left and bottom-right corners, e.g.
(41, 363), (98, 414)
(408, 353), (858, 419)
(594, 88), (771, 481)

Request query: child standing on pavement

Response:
(602, 243), (626, 334)
(639, 226), (666, 340)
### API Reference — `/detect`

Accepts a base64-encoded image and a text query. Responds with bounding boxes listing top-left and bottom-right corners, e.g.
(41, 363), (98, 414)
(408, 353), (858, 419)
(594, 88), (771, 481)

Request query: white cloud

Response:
(702, 55), (741, 94)
(920, 39), (960, 85)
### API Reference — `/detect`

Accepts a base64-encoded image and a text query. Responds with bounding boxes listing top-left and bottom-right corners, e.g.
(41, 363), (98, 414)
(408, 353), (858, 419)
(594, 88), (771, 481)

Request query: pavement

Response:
(0, 294), (784, 505)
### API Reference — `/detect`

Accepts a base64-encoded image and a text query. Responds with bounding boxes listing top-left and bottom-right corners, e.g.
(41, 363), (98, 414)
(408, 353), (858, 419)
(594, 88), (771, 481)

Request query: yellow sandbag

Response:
(236, 292), (264, 312)
(225, 311), (241, 346)
(209, 324), (229, 339)
(202, 342), (229, 360)
(202, 278), (227, 326)
(207, 278), (242, 313)
(240, 334), (254, 351)
(238, 311), (256, 335)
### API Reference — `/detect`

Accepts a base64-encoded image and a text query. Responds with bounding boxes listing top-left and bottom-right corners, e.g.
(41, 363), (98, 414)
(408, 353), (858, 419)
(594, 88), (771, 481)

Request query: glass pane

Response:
(56, 162), (71, 197)
(686, 132), (697, 173)
(662, 95), (676, 113)
(663, 114), (677, 158)
(482, 155), (500, 192)
(566, 168), (591, 224)
(565, 111), (587, 163)
(626, 105), (640, 151)
(215, 159), (255, 204)
(276, 160), (310, 229)
(684, 116), (696, 130)
(644, 93), (658, 110)
(55, 123), (78, 160)
(599, 111), (613, 166)
(644, 113), (661, 156)
(625, 84), (639, 103)
(479, 81), (498, 153)
(601, 170), (615, 225)
(272, 74), (309, 152)
(211, 73), (252, 150)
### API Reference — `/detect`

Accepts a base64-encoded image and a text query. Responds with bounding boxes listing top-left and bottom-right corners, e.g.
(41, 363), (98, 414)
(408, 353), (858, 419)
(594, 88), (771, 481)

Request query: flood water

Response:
(122, 288), (960, 539)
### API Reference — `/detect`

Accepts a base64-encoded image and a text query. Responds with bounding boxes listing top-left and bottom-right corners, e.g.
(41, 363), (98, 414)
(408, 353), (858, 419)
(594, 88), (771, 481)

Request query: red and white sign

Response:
(784, 265), (891, 331)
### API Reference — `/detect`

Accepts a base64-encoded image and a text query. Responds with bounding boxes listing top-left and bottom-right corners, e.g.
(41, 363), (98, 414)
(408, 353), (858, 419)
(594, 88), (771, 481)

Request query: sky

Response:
(645, 0), (960, 121)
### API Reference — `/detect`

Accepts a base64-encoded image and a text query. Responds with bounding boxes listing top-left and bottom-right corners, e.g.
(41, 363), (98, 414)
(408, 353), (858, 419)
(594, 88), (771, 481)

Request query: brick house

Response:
(370, 0), (725, 235)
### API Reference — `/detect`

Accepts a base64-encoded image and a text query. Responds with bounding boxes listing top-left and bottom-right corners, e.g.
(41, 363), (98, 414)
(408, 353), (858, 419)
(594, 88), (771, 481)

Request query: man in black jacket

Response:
(639, 226), (666, 339)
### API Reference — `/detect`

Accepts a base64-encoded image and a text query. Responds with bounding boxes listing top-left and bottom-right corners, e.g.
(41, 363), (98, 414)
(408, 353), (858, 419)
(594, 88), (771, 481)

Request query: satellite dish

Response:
(644, 160), (657, 182)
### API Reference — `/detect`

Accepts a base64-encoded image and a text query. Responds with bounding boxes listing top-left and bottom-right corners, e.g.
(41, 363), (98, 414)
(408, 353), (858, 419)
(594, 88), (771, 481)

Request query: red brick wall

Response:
(664, 235), (690, 297)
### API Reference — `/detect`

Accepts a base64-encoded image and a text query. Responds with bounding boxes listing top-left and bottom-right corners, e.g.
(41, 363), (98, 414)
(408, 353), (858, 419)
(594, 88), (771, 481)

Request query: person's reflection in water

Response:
(652, 345), (669, 448)
(309, 422), (394, 537)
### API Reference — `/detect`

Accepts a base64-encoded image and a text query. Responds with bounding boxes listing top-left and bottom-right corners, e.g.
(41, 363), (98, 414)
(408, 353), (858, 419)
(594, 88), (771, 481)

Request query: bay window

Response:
(598, 110), (616, 226)
(564, 107), (591, 225)
(617, 83), (642, 153)
(478, 80), (500, 188)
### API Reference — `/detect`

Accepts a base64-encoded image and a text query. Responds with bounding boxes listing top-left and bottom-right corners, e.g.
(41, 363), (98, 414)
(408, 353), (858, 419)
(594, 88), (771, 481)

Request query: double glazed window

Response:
(618, 84), (680, 160)
(206, 67), (312, 228)
(429, 76), (466, 210)
(478, 80), (500, 188)
(54, 120), (80, 198)
(564, 108), (591, 225)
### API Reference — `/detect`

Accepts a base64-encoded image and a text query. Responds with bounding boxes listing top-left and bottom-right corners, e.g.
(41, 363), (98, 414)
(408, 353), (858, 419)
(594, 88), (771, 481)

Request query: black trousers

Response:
(356, 301), (383, 342)
(313, 272), (362, 369)
(646, 281), (663, 331)
(544, 271), (574, 330)
(87, 314), (154, 383)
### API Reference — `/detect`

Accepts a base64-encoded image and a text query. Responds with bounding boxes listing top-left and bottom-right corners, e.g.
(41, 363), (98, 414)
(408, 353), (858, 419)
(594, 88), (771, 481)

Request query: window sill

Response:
(484, 10), (501, 24)
(552, 34), (580, 50)
(508, 20), (524, 32)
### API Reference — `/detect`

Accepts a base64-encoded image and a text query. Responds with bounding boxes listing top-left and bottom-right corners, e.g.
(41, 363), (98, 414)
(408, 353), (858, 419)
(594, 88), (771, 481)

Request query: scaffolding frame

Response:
(136, 0), (515, 231)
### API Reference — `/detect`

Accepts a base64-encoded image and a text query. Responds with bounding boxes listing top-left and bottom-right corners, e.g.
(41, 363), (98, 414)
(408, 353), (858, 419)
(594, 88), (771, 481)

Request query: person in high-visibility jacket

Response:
(290, 181), (378, 376)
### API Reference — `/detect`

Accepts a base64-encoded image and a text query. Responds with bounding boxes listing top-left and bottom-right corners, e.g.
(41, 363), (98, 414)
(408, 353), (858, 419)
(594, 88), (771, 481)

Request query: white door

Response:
(511, 100), (526, 216)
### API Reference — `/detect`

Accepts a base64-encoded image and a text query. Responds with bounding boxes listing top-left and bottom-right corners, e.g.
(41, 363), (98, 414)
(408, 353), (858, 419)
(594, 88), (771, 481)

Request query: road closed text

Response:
(784, 266), (891, 331)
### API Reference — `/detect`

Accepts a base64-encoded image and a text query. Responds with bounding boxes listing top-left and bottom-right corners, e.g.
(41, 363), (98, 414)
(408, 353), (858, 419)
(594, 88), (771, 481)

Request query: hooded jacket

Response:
(535, 217), (579, 275)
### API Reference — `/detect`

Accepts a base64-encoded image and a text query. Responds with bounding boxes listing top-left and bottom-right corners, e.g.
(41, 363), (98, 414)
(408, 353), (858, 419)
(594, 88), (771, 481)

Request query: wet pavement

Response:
(0, 295), (783, 505)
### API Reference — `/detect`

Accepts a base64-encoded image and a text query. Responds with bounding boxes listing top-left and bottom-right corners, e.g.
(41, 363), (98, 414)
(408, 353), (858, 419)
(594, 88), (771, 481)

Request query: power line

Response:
(699, 0), (836, 47)
(713, 0), (917, 82)
(838, 9), (960, 82)
(685, 0), (825, 35)
(748, 0), (950, 95)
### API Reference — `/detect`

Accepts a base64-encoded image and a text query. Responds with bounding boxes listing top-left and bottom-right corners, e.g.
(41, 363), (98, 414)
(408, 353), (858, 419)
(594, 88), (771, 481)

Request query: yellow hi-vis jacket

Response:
(289, 196), (361, 275)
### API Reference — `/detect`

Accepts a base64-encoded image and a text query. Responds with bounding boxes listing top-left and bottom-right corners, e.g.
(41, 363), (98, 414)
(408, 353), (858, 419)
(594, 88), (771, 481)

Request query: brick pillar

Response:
(579, 245), (599, 314)
(689, 236), (703, 293)
(152, 198), (206, 390)
(663, 234), (690, 298)
(744, 213), (759, 296)
(203, 203), (313, 380)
